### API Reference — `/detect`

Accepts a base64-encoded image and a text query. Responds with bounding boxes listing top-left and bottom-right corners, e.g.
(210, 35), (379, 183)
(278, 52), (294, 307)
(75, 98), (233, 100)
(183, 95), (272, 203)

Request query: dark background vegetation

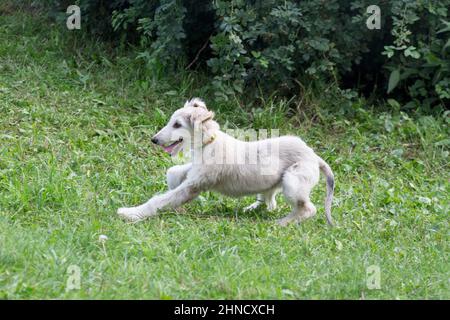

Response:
(40, 0), (450, 111)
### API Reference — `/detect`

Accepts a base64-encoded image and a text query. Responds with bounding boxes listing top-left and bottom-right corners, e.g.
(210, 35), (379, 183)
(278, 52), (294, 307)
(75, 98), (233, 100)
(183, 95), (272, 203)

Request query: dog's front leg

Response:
(117, 181), (200, 222)
(166, 163), (192, 190)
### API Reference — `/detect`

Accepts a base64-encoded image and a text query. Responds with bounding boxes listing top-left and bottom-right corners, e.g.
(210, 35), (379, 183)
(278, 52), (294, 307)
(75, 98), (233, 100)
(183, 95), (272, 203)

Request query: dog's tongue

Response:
(163, 140), (180, 154)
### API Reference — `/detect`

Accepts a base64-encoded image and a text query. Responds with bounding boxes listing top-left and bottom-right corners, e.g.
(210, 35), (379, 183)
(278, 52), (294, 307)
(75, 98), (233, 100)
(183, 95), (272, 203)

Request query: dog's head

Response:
(151, 98), (219, 156)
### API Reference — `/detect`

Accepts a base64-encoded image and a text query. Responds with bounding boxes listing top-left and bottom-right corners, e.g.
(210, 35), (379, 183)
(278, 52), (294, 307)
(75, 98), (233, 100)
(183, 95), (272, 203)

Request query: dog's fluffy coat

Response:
(118, 98), (334, 226)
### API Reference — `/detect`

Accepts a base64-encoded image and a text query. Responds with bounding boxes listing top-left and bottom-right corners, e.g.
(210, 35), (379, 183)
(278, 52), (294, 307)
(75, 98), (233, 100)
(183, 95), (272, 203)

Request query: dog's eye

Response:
(173, 122), (182, 129)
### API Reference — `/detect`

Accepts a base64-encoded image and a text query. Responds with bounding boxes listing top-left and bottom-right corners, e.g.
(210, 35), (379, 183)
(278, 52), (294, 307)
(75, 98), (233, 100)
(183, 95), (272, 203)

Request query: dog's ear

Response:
(192, 101), (207, 110)
(188, 108), (214, 127)
(191, 109), (218, 145)
(184, 105), (219, 146)
(184, 98), (208, 110)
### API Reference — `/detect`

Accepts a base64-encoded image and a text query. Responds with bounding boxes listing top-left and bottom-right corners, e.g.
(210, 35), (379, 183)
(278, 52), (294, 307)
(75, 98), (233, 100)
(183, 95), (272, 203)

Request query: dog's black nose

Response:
(151, 137), (159, 145)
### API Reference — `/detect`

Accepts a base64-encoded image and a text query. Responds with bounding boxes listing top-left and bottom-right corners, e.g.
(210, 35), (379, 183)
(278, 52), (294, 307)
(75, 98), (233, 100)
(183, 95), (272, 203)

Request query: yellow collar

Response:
(203, 133), (216, 146)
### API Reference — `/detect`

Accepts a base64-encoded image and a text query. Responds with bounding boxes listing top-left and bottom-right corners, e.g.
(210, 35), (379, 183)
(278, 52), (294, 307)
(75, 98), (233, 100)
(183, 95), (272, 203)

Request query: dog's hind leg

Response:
(166, 163), (192, 190)
(244, 188), (279, 212)
(264, 188), (279, 211)
(278, 161), (319, 226)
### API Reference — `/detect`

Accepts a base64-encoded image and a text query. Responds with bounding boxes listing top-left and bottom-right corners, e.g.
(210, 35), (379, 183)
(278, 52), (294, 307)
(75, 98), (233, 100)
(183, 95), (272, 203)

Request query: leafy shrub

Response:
(45, 0), (449, 108)
(383, 1), (449, 110)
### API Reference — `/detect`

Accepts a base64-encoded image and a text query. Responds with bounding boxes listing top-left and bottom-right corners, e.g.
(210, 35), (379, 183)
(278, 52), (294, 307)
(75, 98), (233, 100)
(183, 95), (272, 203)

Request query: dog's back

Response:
(205, 134), (318, 197)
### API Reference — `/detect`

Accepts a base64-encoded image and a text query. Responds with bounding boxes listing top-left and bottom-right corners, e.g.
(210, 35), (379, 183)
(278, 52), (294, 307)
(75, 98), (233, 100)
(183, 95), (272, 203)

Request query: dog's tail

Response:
(318, 157), (334, 226)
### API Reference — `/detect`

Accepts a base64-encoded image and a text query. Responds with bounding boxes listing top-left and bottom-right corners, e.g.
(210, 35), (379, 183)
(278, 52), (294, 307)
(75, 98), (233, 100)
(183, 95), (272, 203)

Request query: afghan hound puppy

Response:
(118, 98), (334, 226)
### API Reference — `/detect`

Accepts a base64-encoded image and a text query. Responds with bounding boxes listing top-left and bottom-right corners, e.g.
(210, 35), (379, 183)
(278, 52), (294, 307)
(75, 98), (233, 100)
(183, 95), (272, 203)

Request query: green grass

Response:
(0, 7), (449, 299)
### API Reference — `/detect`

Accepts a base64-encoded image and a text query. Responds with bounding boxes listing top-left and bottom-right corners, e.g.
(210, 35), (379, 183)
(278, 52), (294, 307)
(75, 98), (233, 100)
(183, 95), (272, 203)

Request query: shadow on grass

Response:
(166, 199), (288, 222)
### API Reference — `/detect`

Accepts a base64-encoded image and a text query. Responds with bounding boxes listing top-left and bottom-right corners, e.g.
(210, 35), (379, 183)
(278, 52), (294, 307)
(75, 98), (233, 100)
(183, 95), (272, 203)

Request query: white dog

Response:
(118, 98), (334, 226)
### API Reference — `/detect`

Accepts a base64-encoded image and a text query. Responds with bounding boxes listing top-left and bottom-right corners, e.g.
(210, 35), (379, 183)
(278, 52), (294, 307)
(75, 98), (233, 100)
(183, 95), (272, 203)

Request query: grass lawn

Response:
(0, 7), (448, 299)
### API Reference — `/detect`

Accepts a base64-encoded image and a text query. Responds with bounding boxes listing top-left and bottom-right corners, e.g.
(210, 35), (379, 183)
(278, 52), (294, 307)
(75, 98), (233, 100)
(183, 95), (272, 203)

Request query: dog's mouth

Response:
(162, 138), (183, 155)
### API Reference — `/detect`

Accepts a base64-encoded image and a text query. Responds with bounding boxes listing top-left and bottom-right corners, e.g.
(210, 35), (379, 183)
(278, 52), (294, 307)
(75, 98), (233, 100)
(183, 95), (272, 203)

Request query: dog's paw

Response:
(266, 201), (277, 212)
(276, 216), (299, 227)
(243, 201), (261, 212)
(276, 217), (289, 227)
(117, 207), (145, 222)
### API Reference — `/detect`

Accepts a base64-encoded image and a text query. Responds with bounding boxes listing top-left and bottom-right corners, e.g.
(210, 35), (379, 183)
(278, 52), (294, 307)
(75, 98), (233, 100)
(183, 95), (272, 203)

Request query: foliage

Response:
(42, 0), (450, 107)
(383, 1), (450, 109)
(207, 0), (373, 99)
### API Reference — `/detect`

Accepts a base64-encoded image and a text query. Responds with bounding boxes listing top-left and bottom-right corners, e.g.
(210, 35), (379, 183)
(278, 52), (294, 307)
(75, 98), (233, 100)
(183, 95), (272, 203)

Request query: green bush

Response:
(45, 0), (449, 108)
(383, 1), (450, 110)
